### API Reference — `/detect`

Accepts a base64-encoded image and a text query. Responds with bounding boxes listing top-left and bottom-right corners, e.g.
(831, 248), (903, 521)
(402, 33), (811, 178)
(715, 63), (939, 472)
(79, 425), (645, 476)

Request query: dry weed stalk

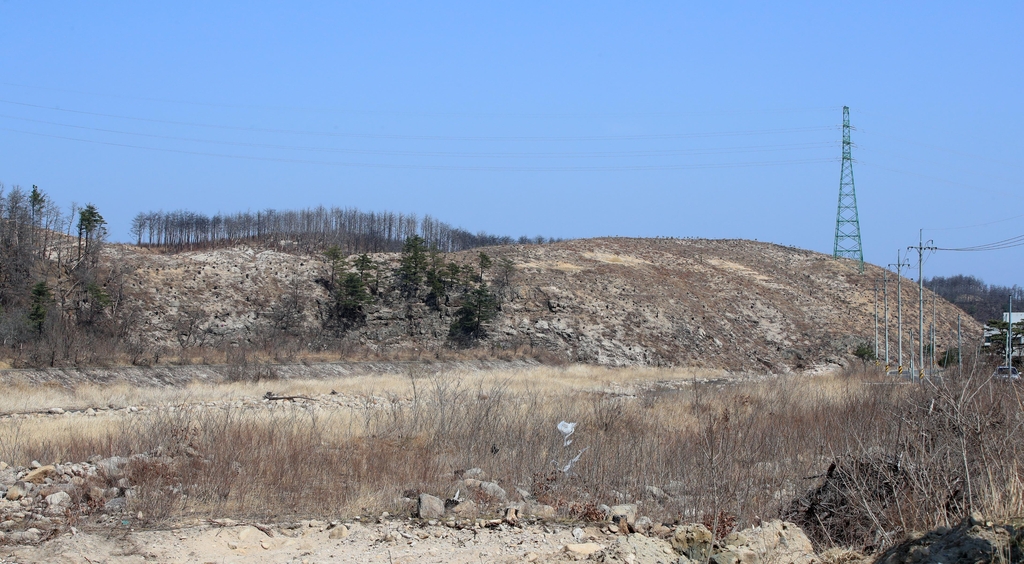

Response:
(0, 366), (1019, 555)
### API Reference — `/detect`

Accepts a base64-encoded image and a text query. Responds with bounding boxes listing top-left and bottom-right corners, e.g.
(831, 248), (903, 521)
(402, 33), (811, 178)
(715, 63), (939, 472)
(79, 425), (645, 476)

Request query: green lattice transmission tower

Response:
(833, 105), (864, 272)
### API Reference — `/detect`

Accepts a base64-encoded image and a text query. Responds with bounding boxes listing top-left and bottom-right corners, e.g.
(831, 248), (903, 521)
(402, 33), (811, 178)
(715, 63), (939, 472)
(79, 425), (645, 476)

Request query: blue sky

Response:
(1, 2), (1021, 285)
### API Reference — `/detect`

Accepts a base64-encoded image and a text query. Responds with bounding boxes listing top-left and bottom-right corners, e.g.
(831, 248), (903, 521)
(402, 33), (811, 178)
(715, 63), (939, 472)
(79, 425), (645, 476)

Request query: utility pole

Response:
(1007, 295), (1014, 367)
(883, 271), (890, 368)
(833, 106), (864, 272)
(889, 252), (910, 372)
(910, 230), (936, 377)
(873, 285), (879, 362)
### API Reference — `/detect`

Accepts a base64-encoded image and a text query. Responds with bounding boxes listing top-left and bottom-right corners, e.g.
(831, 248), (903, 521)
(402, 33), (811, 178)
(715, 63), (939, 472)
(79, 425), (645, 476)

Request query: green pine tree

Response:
(28, 281), (51, 334)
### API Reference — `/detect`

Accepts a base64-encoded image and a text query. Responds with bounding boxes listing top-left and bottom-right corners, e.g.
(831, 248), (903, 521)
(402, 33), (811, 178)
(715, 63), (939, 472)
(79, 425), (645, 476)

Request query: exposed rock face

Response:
(107, 238), (981, 372)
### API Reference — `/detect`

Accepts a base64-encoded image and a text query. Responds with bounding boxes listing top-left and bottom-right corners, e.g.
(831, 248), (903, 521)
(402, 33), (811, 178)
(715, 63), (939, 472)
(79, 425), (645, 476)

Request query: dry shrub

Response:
(788, 373), (1024, 552)
(3, 367), (1021, 556)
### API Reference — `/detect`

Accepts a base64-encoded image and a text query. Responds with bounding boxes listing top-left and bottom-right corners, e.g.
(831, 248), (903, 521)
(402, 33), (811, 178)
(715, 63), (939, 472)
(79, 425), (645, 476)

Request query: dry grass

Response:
(0, 365), (1020, 554)
(0, 365), (723, 415)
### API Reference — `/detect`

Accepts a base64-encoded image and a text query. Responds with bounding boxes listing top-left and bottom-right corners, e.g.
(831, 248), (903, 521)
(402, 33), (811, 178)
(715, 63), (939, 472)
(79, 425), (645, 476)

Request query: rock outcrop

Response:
(101, 237), (980, 372)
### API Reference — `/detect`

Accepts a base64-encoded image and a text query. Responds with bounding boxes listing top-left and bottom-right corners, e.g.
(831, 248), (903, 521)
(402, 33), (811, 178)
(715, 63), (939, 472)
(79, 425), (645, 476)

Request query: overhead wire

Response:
(0, 113), (838, 159)
(0, 81), (841, 118)
(0, 98), (837, 142)
(936, 234), (1024, 252)
(0, 126), (838, 172)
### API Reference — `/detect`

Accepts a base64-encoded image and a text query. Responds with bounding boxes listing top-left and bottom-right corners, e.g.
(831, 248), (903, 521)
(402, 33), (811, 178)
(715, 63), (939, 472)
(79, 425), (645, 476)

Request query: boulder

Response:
(741, 520), (816, 564)
(449, 499), (477, 517)
(87, 486), (107, 502)
(671, 524), (713, 562)
(462, 478), (507, 501)
(96, 456), (129, 479)
(479, 481), (507, 501)
(645, 485), (668, 502)
(710, 547), (760, 564)
(103, 497), (127, 512)
(328, 524), (349, 539)
(564, 542), (605, 556)
(596, 533), (677, 564)
(45, 491), (71, 508)
(24, 465), (56, 484)
(609, 504), (638, 530)
(515, 487), (535, 502)
(5, 481), (28, 501)
(417, 493), (444, 520)
(528, 503), (557, 519)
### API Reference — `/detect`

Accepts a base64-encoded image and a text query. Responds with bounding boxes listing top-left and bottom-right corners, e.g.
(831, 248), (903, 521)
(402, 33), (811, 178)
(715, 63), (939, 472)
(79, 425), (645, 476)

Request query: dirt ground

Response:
(2, 519), (587, 564)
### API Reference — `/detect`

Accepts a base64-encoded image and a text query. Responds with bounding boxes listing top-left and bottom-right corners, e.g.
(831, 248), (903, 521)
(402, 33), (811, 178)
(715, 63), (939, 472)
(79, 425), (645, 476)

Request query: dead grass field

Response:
(1, 364), (1022, 554)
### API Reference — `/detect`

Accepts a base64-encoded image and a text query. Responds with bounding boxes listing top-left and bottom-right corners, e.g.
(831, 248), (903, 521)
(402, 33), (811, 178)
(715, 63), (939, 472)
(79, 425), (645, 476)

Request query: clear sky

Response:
(1, 2), (1021, 285)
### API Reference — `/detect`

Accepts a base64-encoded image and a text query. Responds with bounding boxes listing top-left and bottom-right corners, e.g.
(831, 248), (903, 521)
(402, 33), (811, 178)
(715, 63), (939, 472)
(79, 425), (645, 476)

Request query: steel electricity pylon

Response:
(833, 106), (864, 272)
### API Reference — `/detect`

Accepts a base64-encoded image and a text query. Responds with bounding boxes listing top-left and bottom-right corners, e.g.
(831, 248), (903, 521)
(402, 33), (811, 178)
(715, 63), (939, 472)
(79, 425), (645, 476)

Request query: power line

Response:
(857, 161), (1016, 199)
(0, 113), (838, 159)
(0, 98), (837, 142)
(936, 234), (1024, 252)
(0, 126), (838, 172)
(0, 81), (841, 118)
(925, 213), (1024, 232)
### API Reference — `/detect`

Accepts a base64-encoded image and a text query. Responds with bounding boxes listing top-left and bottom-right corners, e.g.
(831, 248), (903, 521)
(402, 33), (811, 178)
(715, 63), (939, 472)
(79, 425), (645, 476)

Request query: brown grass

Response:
(0, 365), (1021, 554)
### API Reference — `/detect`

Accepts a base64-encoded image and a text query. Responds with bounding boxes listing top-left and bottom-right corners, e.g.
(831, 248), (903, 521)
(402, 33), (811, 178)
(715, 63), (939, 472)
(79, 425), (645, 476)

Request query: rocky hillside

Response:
(106, 237), (982, 373)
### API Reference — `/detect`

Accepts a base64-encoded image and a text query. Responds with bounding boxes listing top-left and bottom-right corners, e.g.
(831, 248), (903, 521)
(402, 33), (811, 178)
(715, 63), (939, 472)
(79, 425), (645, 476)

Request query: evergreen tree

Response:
(28, 281), (51, 334)
(333, 272), (372, 328)
(449, 283), (497, 345)
(398, 236), (428, 294)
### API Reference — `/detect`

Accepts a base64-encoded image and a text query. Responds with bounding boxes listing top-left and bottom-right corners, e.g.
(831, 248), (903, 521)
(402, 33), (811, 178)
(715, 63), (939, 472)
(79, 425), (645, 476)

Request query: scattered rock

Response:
(418, 493), (444, 520)
(45, 491), (71, 508)
(709, 547), (760, 564)
(515, 487), (535, 502)
(478, 481), (507, 501)
(609, 504), (638, 530)
(449, 499), (477, 517)
(328, 524), (349, 539)
(24, 465), (56, 484)
(672, 523), (713, 562)
(596, 533), (677, 564)
(743, 520), (816, 564)
(9, 527), (41, 544)
(644, 485), (668, 502)
(528, 504), (556, 519)
(564, 542), (605, 556)
(104, 497), (127, 512)
(96, 456), (129, 479)
(462, 478), (507, 501)
(47, 407), (65, 415)
(5, 481), (28, 501)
